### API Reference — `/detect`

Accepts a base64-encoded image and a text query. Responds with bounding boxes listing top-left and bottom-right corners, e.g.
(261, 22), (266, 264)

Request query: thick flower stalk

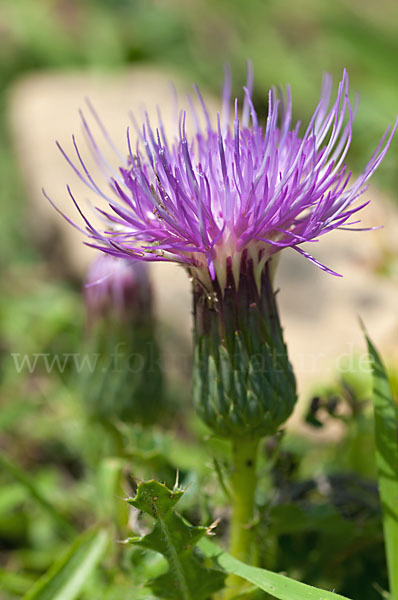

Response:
(47, 67), (396, 577)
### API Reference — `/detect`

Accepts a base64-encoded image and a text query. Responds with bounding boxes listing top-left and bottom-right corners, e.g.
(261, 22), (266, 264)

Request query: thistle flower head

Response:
(82, 254), (163, 426)
(84, 254), (152, 324)
(48, 67), (396, 292)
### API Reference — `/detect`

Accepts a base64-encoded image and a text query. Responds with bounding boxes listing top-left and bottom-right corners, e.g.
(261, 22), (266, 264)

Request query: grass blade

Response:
(199, 538), (352, 600)
(23, 526), (108, 600)
(365, 331), (398, 599)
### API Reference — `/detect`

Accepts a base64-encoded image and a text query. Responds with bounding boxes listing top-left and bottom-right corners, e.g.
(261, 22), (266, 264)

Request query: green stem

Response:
(224, 436), (260, 599)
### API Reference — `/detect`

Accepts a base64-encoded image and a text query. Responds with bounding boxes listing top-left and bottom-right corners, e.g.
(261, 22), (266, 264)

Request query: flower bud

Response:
(84, 255), (152, 326)
(82, 255), (164, 426)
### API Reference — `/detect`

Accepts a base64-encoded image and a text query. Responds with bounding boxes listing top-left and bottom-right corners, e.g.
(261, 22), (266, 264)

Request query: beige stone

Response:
(8, 67), (398, 433)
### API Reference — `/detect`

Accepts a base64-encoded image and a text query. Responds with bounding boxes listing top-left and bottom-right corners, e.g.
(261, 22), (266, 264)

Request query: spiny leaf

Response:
(128, 480), (225, 600)
(129, 479), (184, 517)
(365, 330), (398, 600)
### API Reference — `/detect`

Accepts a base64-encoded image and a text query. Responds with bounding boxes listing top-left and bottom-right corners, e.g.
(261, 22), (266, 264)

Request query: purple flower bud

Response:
(84, 254), (152, 325)
(82, 255), (163, 426)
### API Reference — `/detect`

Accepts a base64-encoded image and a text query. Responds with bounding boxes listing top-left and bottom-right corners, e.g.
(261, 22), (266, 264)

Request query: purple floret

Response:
(45, 67), (396, 288)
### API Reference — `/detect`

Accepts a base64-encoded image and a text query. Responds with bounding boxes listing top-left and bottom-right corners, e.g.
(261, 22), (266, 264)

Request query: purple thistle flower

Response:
(82, 254), (164, 426)
(46, 67), (396, 291)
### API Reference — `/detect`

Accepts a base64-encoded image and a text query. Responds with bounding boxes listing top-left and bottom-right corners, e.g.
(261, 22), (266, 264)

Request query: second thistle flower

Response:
(82, 255), (164, 426)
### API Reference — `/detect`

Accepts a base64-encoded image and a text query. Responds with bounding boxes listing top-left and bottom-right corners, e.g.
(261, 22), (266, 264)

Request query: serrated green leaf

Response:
(129, 480), (225, 600)
(365, 331), (398, 600)
(199, 537), (352, 600)
(130, 479), (184, 516)
(23, 526), (109, 600)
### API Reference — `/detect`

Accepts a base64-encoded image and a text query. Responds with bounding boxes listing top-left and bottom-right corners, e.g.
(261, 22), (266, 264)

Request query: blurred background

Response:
(0, 1), (397, 599)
